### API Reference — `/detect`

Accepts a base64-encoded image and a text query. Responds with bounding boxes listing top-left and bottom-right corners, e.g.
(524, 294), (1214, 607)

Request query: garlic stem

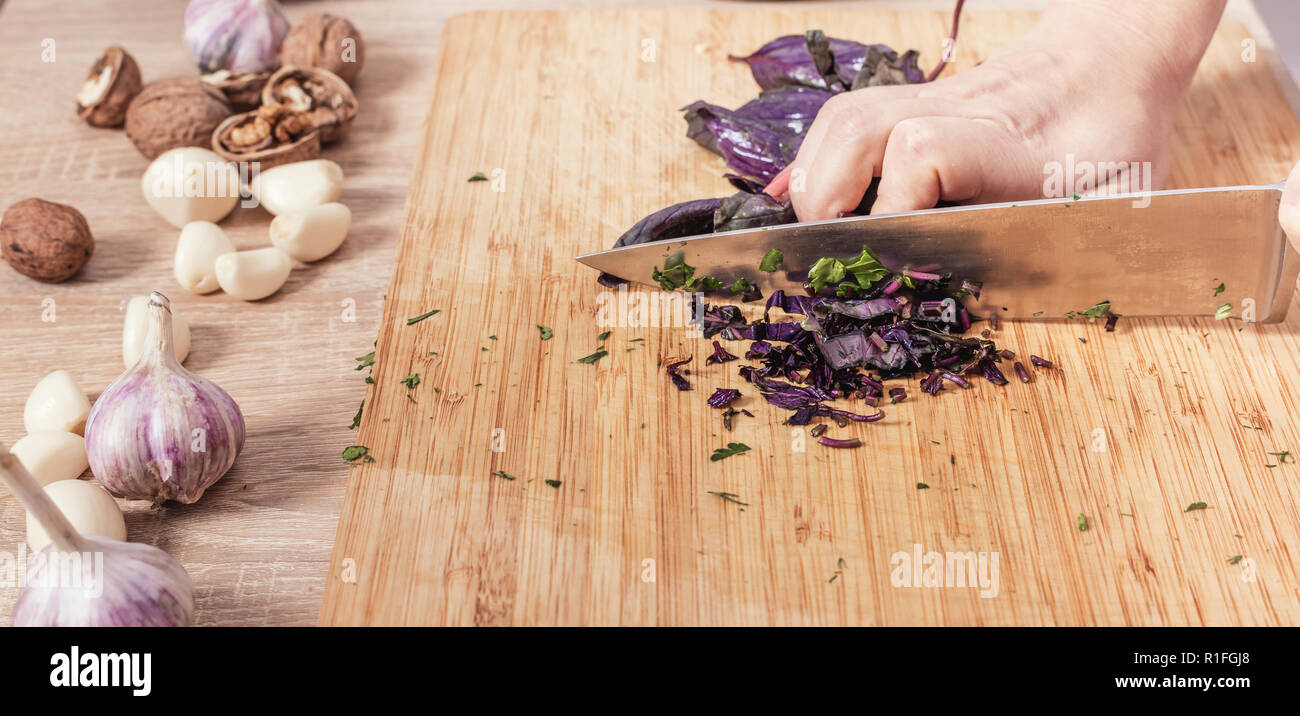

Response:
(145, 291), (180, 369)
(0, 441), (88, 553)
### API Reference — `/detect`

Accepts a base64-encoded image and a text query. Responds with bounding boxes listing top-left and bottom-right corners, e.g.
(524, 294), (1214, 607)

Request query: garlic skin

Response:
(24, 370), (92, 436)
(184, 0), (290, 74)
(141, 147), (241, 228)
(26, 480), (126, 553)
(174, 221), (236, 294)
(12, 536), (194, 627)
(1, 443), (194, 627)
(214, 247), (292, 300)
(123, 295), (191, 367)
(269, 202), (351, 261)
(85, 292), (245, 504)
(10, 431), (88, 486)
(250, 159), (343, 215)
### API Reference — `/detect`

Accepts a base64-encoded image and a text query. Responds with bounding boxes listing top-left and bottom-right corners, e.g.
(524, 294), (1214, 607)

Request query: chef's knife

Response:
(576, 183), (1299, 323)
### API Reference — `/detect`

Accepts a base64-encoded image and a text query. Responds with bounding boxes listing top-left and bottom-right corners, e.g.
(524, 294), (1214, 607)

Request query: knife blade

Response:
(576, 183), (1299, 322)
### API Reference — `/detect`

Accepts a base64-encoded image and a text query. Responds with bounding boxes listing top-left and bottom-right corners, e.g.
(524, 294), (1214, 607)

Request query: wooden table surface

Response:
(1, 0), (1297, 626)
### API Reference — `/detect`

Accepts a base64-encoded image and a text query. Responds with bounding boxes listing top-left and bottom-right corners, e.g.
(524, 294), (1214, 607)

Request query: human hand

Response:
(766, 0), (1229, 220)
(1282, 161), (1300, 254)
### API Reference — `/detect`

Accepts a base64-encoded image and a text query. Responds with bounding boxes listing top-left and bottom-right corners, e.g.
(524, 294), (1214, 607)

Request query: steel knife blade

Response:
(576, 183), (1299, 322)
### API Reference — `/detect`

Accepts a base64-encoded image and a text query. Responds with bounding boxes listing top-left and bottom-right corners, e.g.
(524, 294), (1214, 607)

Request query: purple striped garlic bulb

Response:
(0, 443), (193, 627)
(85, 292), (244, 504)
(184, 0), (290, 74)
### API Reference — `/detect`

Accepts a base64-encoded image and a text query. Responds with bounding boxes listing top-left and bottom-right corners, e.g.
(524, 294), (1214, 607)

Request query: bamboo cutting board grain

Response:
(321, 8), (1300, 626)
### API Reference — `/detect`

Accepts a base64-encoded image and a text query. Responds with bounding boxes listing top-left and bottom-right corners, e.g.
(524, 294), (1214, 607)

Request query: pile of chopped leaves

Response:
(672, 245), (1054, 436)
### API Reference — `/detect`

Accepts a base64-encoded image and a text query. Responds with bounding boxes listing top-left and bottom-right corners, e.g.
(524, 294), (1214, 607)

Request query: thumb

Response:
(1280, 161), (1300, 253)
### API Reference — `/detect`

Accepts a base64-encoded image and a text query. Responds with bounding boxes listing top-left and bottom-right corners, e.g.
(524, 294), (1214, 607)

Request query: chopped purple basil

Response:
(1013, 361), (1031, 383)
(817, 436), (863, 449)
(666, 356), (693, 391)
(707, 388), (742, 408)
(1029, 355), (1052, 368)
(706, 340), (738, 365)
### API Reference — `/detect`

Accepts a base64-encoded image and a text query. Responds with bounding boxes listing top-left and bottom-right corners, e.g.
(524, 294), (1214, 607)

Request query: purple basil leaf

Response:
(730, 34), (889, 91)
(598, 198), (721, 287)
(707, 388), (742, 408)
(714, 190), (796, 232)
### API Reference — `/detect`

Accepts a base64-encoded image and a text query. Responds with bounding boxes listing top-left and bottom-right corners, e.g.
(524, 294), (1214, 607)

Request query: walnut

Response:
(125, 78), (232, 159)
(212, 107), (321, 170)
(280, 13), (365, 85)
(1, 199), (95, 283)
(200, 70), (270, 112)
(262, 66), (357, 143)
(76, 46), (142, 127)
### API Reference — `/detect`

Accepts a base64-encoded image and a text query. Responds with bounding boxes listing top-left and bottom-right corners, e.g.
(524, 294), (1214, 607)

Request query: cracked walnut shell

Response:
(76, 46), (143, 127)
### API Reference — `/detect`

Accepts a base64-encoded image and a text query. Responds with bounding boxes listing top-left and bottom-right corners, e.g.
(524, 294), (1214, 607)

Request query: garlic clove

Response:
(10, 431), (89, 486)
(24, 370), (92, 436)
(249, 159), (343, 216)
(141, 147), (241, 228)
(123, 295), (190, 367)
(269, 202), (351, 262)
(26, 479), (125, 553)
(214, 247), (292, 301)
(174, 221), (236, 294)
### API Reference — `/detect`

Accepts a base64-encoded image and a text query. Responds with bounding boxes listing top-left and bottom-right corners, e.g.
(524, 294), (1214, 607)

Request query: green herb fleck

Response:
(354, 352), (375, 370)
(710, 442), (751, 462)
(597, 330), (611, 341)
(406, 309), (441, 325)
(1072, 193), (1081, 201)
(728, 277), (756, 295)
(917, 482), (930, 490)
(652, 252), (695, 291)
(1077, 513), (1088, 532)
(759, 248), (784, 272)
(544, 479), (562, 488)
(492, 470), (517, 481)
(349, 400), (364, 430)
(707, 491), (749, 506)
(1214, 282), (1225, 296)
(488, 335), (497, 340)
(468, 172), (488, 182)
(1227, 555), (1243, 565)
(577, 349), (608, 364)
(1185, 502), (1208, 512)
(537, 325), (553, 340)
(1268, 450), (1294, 464)
(342, 445), (369, 463)
(400, 373), (420, 389)
(1032, 311), (1043, 317)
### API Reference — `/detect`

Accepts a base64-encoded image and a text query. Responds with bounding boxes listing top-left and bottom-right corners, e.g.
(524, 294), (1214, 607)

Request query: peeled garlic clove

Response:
(250, 159), (343, 216)
(24, 370), (92, 435)
(26, 479), (125, 553)
(269, 202), (351, 262)
(141, 147), (241, 228)
(124, 295), (190, 367)
(214, 246), (292, 301)
(174, 221), (235, 294)
(86, 293), (245, 504)
(10, 431), (88, 486)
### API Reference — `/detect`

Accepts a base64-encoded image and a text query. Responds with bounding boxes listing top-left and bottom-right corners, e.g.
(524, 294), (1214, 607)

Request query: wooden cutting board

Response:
(320, 8), (1300, 626)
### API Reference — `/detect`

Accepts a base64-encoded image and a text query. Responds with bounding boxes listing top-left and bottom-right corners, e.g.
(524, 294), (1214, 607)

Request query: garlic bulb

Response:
(1, 442), (193, 627)
(85, 292), (245, 504)
(184, 0), (289, 74)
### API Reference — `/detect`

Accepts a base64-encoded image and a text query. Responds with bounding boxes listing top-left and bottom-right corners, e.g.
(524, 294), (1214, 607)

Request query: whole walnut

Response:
(124, 78), (232, 159)
(1, 199), (95, 283)
(280, 13), (365, 85)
